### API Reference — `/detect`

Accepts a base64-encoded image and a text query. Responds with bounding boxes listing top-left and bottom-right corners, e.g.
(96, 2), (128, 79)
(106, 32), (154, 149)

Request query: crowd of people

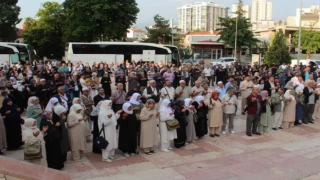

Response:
(0, 59), (319, 170)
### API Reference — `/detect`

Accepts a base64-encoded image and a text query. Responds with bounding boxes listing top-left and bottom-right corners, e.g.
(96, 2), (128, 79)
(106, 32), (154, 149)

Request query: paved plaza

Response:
(4, 110), (320, 180)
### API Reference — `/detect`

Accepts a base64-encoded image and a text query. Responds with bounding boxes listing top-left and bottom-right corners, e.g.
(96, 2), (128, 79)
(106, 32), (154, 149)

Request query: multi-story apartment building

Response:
(230, 4), (251, 19)
(251, 0), (273, 30)
(177, 2), (228, 34)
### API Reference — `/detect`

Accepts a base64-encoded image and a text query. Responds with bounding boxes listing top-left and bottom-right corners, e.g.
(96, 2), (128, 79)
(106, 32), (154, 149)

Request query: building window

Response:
(241, 49), (247, 56)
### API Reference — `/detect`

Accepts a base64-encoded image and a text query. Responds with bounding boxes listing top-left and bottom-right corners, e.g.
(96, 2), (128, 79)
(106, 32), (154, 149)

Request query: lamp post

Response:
(235, 15), (238, 60)
(297, 0), (302, 65)
(170, 19), (174, 46)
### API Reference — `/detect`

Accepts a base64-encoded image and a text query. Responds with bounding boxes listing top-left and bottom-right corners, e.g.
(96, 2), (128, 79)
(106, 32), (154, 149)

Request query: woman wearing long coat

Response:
(53, 105), (70, 162)
(206, 92), (223, 137)
(184, 98), (197, 143)
(139, 99), (158, 154)
(101, 74), (112, 97)
(0, 98), (22, 150)
(67, 104), (86, 161)
(159, 99), (177, 152)
(0, 115), (7, 154)
(295, 87), (304, 125)
(118, 103), (138, 157)
(259, 91), (273, 133)
(173, 100), (188, 148)
(98, 100), (121, 162)
(283, 90), (296, 128)
(192, 96), (208, 139)
(26, 96), (43, 128)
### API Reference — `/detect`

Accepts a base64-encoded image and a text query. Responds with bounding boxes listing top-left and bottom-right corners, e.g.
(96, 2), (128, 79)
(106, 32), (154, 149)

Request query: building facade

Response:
(177, 2), (228, 34)
(251, 0), (273, 30)
(127, 27), (146, 41)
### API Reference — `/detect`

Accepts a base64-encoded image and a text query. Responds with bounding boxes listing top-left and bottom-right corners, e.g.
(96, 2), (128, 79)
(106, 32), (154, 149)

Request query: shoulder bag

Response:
(24, 139), (42, 160)
(93, 124), (109, 150)
(165, 119), (180, 131)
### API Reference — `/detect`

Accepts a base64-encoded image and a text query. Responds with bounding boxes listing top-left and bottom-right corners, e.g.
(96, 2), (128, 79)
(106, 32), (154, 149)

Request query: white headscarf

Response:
(98, 100), (117, 129)
(91, 101), (103, 116)
(54, 105), (67, 116)
(72, 97), (81, 105)
(195, 96), (205, 104)
(27, 96), (41, 109)
(284, 90), (295, 101)
(45, 97), (59, 112)
(129, 93), (141, 105)
(184, 98), (192, 107)
(69, 104), (83, 116)
(122, 102), (133, 114)
(159, 99), (174, 118)
(295, 87), (303, 94)
(22, 118), (40, 142)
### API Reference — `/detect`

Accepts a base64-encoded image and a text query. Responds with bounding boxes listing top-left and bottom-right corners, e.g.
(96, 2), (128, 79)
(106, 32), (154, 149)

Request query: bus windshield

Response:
(8, 44), (29, 61)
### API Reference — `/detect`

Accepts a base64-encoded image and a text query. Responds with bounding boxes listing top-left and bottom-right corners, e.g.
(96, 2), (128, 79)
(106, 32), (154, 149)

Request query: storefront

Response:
(189, 36), (228, 60)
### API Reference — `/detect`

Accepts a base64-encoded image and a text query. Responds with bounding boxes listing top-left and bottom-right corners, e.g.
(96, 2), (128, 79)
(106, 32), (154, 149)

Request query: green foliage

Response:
(178, 46), (192, 59)
(264, 30), (291, 65)
(63, 0), (139, 42)
(22, 2), (65, 58)
(216, 0), (259, 57)
(144, 15), (172, 44)
(292, 28), (320, 56)
(0, 0), (21, 41)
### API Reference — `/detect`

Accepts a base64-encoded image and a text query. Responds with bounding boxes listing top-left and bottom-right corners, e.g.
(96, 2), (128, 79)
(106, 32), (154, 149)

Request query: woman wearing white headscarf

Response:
(283, 90), (296, 128)
(26, 96), (43, 128)
(71, 97), (91, 142)
(159, 99), (177, 152)
(22, 118), (48, 166)
(139, 99), (159, 154)
(91, 101), (103, 154)
(53, 105), (70, 162)
(194, 95), (208, 138)
(118, 102), (139, 157)
(129, 93), (144, 120)
(67, 104), (86, 161)
(45, 97), (59, 113)
(184, 98), (197, 143)
(98, 100), (122, 162)
(295, 87), (304, 125)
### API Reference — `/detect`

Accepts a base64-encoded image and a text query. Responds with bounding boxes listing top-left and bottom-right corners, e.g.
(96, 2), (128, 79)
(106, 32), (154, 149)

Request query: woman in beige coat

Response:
(282, 90), (296, 129)
(67, 104), (87, 161)
(139, 99), (159, 154)
(205, 91), (223, 137)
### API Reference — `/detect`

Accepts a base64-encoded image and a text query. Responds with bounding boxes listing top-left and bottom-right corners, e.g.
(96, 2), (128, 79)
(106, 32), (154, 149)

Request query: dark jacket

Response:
(303, 87), (318, 104)
(246, 94), (263, 115)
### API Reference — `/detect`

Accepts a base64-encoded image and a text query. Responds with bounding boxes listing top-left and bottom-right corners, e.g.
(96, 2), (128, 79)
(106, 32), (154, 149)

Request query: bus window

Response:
(10, 54), (19, 64)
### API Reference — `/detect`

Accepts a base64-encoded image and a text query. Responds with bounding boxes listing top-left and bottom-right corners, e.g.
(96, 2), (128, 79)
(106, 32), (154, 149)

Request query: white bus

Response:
(0, 44), (20, 67)
(65, 42), (179, 65)
(0, 42), (36, 63)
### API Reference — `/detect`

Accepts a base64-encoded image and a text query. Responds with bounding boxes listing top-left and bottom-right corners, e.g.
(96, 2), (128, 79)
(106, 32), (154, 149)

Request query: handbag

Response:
(193, 110), (198, 123)
(165, 119), (180, 131)
(24, 140), (42, 160)
(93, 124), (109, 150)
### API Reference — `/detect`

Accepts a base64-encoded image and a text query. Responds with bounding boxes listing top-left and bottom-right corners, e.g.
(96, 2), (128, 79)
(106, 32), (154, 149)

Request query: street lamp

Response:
(235, 15), (238, 60)
(297, 0), (302, 65)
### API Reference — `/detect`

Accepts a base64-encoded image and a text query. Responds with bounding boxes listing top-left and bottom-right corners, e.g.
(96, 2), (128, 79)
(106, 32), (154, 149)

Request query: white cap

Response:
(218, 81), (223, 84)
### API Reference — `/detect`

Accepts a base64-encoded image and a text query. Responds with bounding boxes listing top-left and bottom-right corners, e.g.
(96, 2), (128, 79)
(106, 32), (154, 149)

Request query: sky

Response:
(17, 0), (320, 29)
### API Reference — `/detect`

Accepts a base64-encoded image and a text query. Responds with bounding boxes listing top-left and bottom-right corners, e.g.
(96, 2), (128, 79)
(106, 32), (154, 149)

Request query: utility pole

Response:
(297, 0), (302, 65)
(235, 15), (238, 60)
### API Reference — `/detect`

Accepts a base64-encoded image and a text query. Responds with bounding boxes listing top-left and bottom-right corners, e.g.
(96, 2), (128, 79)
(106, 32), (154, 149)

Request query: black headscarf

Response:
(1, 98), (19, 117)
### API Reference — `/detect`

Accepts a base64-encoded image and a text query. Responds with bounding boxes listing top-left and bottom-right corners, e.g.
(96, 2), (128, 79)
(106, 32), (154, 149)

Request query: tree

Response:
(216, 0), (259, 60)
(0, 0), (21, 41)
(292, 28), (320, 59)
(63, 0), (139, 42)
(144, 15), (172, 44)
(264, 29), (291, 65)
(22, 2), (65, 58)
(179, 46), (192, 59)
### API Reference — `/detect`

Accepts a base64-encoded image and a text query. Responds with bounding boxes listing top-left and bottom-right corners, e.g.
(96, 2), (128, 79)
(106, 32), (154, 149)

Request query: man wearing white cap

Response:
(175, 80), (191, 100)
(215, 81), (226, 99)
